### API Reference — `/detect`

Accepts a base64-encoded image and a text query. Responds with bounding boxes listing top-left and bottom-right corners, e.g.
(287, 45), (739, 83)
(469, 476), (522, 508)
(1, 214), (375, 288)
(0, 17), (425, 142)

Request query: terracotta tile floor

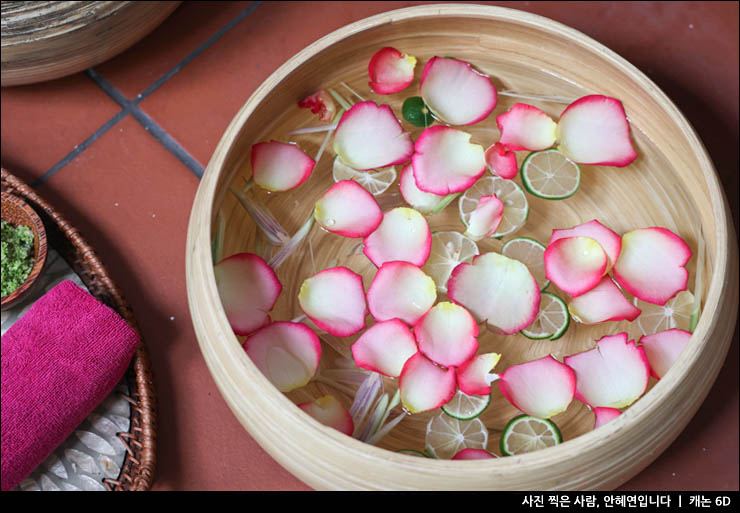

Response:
(1, 1), (737, 491)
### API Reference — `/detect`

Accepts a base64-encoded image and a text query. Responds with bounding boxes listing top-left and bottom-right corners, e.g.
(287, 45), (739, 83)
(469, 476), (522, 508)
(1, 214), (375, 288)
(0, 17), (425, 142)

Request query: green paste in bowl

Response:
(1, 219), (35, 297)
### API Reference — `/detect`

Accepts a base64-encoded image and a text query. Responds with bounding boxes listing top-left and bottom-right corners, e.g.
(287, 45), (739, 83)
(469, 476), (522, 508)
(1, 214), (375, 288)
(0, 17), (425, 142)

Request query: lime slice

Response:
(635, 290), (694, 336)
(402, 96), (434, 128)
(441, 389), (491, 420)
(332, 156), (398, 196)
(502, 237), (549, 290)
(521, 291), (569, 340)
(459, 176), (529, 238)
(422, 231), (479, 293)
(396, 449), (429, 458)
(520, 149), (580, 200)
(425, 412), (489, 459)
(500, 414), (562, 456)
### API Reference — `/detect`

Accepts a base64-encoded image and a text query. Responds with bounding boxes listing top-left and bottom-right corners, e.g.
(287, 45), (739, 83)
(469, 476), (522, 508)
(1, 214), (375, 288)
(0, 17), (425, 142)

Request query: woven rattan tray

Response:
(1, 167), (157, 491)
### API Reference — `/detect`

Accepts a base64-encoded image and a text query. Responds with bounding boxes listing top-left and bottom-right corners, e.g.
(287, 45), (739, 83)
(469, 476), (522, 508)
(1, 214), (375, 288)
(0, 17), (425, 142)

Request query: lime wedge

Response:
(521, 149), (580, 200)
(502, 236), (549, 291)
(422, 231), (479, 293)
(332, 156), (397, 196)
(441, 389), (491, 420)
(425, 412), (489, 459)
(500, 414), (562, 456)
(635, 290), (694, 336)
(459, 176), (528, 238)
(521, 291), (570, 340)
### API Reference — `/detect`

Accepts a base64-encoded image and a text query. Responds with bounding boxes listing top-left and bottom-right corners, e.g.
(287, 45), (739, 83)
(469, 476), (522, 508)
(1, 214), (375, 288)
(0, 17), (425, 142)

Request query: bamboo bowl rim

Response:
(187, 4), (738, 490)
(1, 191), (48, 310)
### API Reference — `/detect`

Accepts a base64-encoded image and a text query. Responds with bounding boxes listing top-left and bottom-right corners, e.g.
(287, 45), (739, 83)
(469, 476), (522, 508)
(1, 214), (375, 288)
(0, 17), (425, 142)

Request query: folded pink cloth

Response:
(1, 280), (139, 491)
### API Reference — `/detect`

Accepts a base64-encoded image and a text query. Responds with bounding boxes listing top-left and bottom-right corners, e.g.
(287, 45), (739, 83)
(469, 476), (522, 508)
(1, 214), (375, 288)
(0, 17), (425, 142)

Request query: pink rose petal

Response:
(639, 328), (692, 379)
(314, 180), (383, 238)
(485, 142), (518, 180)
(496, 103), (557, 151)
(243, 321), (321, 393)
(613, 227), (691, 305)
(298, 266), (367, 337)
(399, 352), (457, 414)
(557, 95), (637, 167)
(366, 261), (437, 325)
(411, 125), (487, 195)
(363, 207), (432, 267)
(447, 252), (540, 335)
(456, 353), (502, 396)
(498, 355), (576, 419)
(298, 395), (354, 436)
(351, 319), (418, 378)
(368, 47), (417, 94)
(564, 333), (650, 409)
(251, 141), (315, 192)
(568, 275), (642, 324)
(420, 56), (497, 126)
(333, 101), (414, 171)
(544, 236), (608, 297)
(414, 302), (479, 368)
(214, 252), (282, 336)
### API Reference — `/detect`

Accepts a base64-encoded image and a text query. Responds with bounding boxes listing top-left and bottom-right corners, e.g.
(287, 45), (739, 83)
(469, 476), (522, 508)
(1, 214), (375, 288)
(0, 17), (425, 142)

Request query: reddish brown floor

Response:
(1, 1), (737, 491)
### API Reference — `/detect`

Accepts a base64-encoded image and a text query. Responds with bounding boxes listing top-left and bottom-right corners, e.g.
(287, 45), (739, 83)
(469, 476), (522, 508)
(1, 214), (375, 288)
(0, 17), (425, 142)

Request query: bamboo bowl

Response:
(1, 1), (181, 87)
(186, 5), (738, 490)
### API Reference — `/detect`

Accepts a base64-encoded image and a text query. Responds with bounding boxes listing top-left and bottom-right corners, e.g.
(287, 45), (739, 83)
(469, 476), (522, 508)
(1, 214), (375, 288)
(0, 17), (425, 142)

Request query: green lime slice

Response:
(635, 290), (694, 336)
(332, 156), (397, 196)
(459, 176), (529, 239)
(441, 389), (491, 420)
(521, 149), (581, 200)
(402, 96), (434, 128)
(500, 414), (562, 456)
(521, 291), (570, 340)
(502, 236), (549, 291)
(425, 413), (489, 459)
(421, 231), (479, 293)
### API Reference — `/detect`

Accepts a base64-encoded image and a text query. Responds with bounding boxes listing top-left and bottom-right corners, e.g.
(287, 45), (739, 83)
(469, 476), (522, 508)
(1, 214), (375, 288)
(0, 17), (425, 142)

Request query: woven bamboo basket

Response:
(1, 168), (157, 491)
(1, 1), (181, 87)
(186, 5), (738, 490)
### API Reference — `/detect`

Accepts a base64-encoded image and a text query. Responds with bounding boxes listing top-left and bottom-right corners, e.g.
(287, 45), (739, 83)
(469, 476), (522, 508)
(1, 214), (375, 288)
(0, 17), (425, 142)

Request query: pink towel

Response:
(1, 280), (139, 491)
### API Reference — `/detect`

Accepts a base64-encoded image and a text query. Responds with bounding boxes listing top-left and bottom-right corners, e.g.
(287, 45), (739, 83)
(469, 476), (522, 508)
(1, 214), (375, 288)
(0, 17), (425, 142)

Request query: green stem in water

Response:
(211, 208), (226, 264)
(432, 193), (461, 215)
(230, 186), (290, 245)
(498, 90), (573, 104)
(242, 176), (254, 193)
(288, 123), (339, 135)
(267, 211), (315, 269)
(689, 228), (705, 332)
(339, 81), (366, 102)
(328, 88), (352, 111)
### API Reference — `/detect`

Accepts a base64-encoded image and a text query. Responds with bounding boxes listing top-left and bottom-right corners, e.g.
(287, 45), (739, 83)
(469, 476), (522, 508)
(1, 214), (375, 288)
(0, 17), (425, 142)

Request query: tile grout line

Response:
(134, 1), (263, 105)
(34, 1), (263, 185)
(85, 68), (205, 178)
(31, 110), (129, 187)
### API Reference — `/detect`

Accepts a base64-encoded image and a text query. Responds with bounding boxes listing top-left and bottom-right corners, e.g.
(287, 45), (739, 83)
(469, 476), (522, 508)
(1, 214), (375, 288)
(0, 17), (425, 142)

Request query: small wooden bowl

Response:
(1, 192), (48, 310)
(186, 5), (738, 490)
(1, 1), (181, 87)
